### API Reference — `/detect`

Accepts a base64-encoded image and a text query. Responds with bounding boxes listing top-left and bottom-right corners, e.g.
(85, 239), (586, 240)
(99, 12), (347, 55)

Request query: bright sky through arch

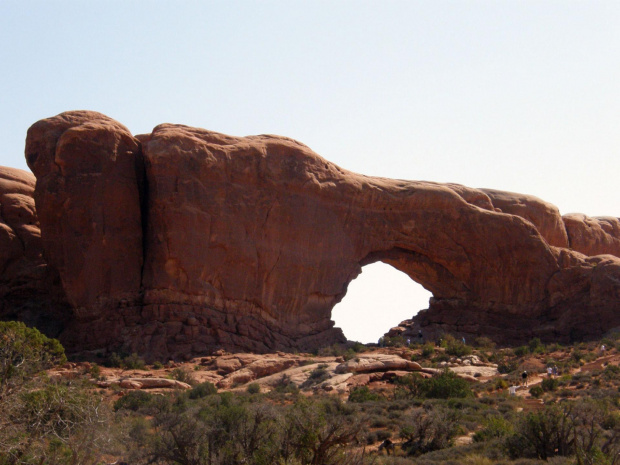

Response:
(332, 263), (432, 344)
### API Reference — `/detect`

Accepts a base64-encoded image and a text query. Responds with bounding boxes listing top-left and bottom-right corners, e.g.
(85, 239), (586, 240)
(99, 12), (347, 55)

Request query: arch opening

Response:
(332, 262), (433, 344)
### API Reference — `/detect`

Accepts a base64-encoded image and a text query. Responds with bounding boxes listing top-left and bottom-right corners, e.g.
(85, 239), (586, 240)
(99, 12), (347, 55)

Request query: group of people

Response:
(546, 365), (559, 378)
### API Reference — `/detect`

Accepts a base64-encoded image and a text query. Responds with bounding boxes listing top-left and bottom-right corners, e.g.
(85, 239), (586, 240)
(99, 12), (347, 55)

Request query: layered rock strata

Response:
(4, 110), (618, 359)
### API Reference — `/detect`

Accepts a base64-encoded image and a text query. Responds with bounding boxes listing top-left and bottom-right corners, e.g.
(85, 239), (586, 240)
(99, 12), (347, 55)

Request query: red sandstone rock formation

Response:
(3, 110), (617, 359)
(26, 111), (144, 311)
(0, 166), (70, 334)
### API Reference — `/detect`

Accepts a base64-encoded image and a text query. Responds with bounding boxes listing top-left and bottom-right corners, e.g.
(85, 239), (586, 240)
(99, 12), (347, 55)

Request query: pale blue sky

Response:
(1, 1), (618, 342)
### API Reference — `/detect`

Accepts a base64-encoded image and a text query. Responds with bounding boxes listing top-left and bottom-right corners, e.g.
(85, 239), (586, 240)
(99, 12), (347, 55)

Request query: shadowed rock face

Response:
(0, 167), (71, 336)
(8, 110), (619, 359)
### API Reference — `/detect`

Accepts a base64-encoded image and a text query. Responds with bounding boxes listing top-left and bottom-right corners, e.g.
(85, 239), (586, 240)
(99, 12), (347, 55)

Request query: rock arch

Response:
(3, 110), (619, 359)
(332, 261), (432, 343)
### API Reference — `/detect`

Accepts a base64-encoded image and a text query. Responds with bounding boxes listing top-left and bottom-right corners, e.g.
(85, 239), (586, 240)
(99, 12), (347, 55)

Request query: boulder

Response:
(563, 214), (620, 257)
(122, 377), (191, 390)
(336, 354), (422, 373)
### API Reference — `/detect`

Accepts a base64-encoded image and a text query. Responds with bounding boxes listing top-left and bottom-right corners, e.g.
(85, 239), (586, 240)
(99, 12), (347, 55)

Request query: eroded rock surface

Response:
(0, 166), (70, 335)
(3, 110), (618, 359)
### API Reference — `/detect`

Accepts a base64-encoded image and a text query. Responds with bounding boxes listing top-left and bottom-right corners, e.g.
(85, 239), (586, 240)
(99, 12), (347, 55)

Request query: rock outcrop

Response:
(1, 110), (618, 359)
(0, 166), (70, 336)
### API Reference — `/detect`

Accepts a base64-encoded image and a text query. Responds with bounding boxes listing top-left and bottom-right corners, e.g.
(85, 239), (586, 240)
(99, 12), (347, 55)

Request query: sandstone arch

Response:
(3, 110), (618, 359)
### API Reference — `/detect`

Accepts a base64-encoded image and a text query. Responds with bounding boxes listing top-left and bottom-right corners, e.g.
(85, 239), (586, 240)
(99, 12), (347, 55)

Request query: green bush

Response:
(0, 321), (66, 396)
(421, 343), (435, 357)
(529, 385), (544, 398)
(301, 365), (330, 388)
(528, 338), (545, 354)
(123, 353), (146, 370)
(442, 334), (473, 357)
(348, 386), (382, 403)
(400, 406), (460, 455)
(189, 381), (217, 399)
(473, 415), (514, 442)
(497, 359), (518, 374)
(114, 389), (155, 412)
(396, 370), (473, 399)
(514, 345), (530, 357)
(494, 378), (509, 390)
(170, 367), (197, 385)
(541, 377), (558, 392)
(89, 363), (101, 379)
(474, 336), (496, 350)
(247, 382), (261, 394)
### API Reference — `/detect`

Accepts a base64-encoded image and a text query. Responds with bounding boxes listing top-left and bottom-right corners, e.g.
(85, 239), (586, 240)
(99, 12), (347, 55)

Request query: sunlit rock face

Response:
(7, 110), (619, 359)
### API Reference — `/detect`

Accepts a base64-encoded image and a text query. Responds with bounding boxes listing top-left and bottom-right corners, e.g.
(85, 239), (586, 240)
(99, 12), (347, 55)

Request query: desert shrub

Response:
(106, 352), (123, 368)
(269, 374), (298, 396)
(284, 396), (366, 465)
(497, 359), (519, 375)
(528, 337), (545, 354)
(494, 378), (509, 390)
(541, 377), (558, 392)
(189, 381), (217, 399)
(170, 367), (197, 385)
(89, 363), (101, 379)
(514, 345), (530, 357)
(122, 352), (146, 370)
(247, 382), (260, 394)
(349, 386), (382, 403)
(421, 343), (435, 358)
(506, 404), (573, 459)
(572, 349), (584, 363)
(529, 386), (544, 398)
(603, 363), (620, 380)
(432, 353), (450, 363)
(1, 380), (111, 464)
(317, 343), (345, 357)
(422, 370), (473, 399)
(506, 400), (620, 463)
(474, 336), (496, 350)
(442, 334), (473, 357)
(383, 335), (406, 347)
(114, 390), (155, 412)
(473, 415), (514, 442)
(301, 364), (330, 388)
(395, 370), (473, 400)
(400, 405), (460, 455)
(152, 360), (164, 369)
(0, 321), (66, 397)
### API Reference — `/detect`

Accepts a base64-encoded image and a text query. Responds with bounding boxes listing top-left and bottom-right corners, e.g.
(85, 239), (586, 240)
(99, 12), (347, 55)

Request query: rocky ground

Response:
(49, 342), (620, 405)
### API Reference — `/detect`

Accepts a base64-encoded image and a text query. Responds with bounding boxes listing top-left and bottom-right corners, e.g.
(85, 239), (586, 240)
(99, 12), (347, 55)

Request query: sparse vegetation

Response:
(2, 324), (620, 464)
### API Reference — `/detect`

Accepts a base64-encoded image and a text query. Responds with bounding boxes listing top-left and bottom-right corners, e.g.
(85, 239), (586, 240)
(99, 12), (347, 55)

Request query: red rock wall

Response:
(2, 110), (618, 359)
(0, 166), (71, 336)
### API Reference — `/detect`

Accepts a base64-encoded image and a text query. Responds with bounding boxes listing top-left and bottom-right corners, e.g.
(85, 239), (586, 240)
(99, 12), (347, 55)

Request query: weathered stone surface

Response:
(336, 354), (422, 374)
(481, 188), (570, 248)
(0, 166), (70, 336)
(4, 110), (619, 359)
(25, 111), (144, 310)
(117, 378), (191, 390)
(563, 214), (620, 258)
